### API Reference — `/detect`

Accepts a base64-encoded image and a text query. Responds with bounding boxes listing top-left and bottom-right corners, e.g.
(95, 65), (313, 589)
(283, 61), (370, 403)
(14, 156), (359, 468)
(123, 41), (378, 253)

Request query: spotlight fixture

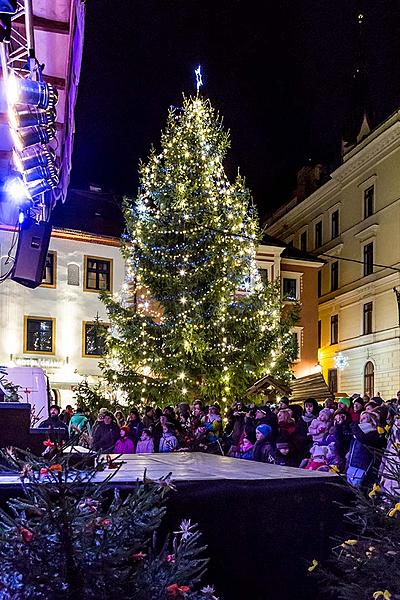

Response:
(5, 177), (30, 204)
(13, 146), (56, 174)
(7, 73), (58, 110)
(11, 123), (56, 152)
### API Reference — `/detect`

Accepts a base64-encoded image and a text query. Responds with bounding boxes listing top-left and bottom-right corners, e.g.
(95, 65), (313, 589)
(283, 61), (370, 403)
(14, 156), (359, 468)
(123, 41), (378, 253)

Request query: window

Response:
(317, 270), (322, 298)
(364, 185), (374, 219)
(286, 240), (294, 249)
(67, 263), (80, 286)
(41, 251), (56, 287)
(84, 256), (113, 292)
(315, 221), (323, 248)
(331, 210), (339, 239)
(24, 316), (55, 354)
(283, 277), (297, 301)
(364, 361), (374, 397)
(363, 242), (373, 276)
(330, 314), (338, 345)
(82, 321), (108, 357)
(330, 261), (339, 292)
(328, 368), (338, 394)
(292, 332), (300, 360)
(300, 231), (307, 252)
(317, 320), (321, 348)
(363, 302), (373, 335)
(258, 268), (268, 285)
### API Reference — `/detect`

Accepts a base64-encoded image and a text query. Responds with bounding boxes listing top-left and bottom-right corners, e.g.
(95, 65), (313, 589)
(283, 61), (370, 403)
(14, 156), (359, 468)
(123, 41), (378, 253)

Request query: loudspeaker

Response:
(12, 220), (52, 288)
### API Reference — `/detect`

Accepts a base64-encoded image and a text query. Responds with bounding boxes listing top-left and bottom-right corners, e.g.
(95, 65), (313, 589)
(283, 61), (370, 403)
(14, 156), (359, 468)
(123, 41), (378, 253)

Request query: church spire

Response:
(342, 1), (372, 155)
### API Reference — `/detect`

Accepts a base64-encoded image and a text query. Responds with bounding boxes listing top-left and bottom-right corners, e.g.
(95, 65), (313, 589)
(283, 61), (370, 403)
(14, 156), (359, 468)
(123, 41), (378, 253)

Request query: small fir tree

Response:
(0, 446), (216, 600)
(101, 95), (298, 409)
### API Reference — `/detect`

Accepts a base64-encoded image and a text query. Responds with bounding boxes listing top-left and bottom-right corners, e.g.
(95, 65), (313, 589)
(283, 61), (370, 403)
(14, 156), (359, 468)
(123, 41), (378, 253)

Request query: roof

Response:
(260, 233), (324, 265)
(247, 372), (332, 403)
(51, 188), (125, 238)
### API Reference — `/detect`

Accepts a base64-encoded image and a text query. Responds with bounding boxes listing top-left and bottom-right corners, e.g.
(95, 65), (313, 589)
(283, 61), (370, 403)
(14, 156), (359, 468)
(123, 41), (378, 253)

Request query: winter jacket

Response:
(347, 423), (385, 472)
(69, 413), (91, 435)
(38, 416), (69, 441)
(127, 420), (144, 445)
(92, 422), (120, 451)
(113, 437), (135, 454)
(253, 440), (275, 464)
(159, 432), (178, 452)
(136, 439), (155, 454)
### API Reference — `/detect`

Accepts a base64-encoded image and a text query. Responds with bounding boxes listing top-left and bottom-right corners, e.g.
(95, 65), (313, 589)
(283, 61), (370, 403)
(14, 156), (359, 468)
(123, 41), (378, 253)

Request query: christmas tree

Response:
(101, 93), (298, 410)
(0, 446), (217, 600)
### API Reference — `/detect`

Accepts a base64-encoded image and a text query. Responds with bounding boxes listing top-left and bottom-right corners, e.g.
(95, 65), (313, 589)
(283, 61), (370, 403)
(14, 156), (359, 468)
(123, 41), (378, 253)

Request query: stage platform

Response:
(0, 453), (349, 600)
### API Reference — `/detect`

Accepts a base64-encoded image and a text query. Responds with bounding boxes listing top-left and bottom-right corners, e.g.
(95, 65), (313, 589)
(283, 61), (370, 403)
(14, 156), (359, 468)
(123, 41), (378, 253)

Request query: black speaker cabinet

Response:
(12, 220), (52, 288)
(0, 403), (31, 449)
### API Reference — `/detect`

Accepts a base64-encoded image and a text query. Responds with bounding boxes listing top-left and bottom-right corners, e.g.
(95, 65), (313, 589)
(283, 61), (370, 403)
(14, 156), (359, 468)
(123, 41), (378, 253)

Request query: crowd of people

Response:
(38, 390), (400, 492)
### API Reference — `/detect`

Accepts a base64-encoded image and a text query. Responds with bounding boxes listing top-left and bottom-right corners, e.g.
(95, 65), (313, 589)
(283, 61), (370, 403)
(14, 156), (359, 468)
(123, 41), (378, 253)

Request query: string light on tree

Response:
(100, 89), (298, 407)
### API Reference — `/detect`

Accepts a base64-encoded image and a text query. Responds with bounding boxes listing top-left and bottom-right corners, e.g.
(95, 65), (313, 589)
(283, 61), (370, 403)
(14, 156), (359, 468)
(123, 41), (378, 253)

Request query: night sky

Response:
(70, 1), (400, 218)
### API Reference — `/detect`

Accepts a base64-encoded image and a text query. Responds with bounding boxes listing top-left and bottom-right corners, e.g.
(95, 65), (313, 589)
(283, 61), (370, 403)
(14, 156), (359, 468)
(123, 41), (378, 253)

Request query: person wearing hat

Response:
(38, 404), (69, 443)
(346, 410), (386, 488)
(274, 434), (297, 467)
(113, 425), (135, 454)
(252, 404), (278, 441)
(253, 424), (275, 463)
(92, 411), (120, 452)
(352, 396), (364, 423)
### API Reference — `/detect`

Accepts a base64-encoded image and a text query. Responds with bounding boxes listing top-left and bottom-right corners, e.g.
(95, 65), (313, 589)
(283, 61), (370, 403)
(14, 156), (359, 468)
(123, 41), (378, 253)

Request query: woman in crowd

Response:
(346, 411), (386, 488)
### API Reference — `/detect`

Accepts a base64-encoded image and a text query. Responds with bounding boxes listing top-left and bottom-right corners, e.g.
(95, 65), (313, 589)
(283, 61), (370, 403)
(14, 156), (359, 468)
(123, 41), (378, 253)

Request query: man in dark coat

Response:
(39, 405), (69, 442)
(92, 412), (120, 452)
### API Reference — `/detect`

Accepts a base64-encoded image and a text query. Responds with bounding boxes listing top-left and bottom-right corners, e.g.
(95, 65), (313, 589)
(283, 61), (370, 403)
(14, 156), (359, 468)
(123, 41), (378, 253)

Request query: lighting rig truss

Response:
(1, 0), (59, 223)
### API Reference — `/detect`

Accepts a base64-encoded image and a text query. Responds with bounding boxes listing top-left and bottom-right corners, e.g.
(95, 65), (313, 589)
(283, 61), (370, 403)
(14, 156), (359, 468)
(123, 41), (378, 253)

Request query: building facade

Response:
(266, 110), (400, 398)
(256, 237), (323, 380)
(0, 190), (125, 406)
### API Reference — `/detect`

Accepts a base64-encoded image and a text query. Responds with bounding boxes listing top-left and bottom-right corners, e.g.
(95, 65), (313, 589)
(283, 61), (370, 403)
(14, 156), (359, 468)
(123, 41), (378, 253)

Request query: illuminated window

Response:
(82, 321), (108, 357)
(84, 256), (113, 292)
(24, 316), (55, 354)
(283, 277), (297, 301)
(364, 361), (374, 397)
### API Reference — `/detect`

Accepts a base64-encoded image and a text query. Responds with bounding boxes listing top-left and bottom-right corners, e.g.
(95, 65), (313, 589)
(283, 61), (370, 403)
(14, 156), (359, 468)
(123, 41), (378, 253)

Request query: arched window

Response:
(67, 263), (80, 286)
(364, 361), (374, 398)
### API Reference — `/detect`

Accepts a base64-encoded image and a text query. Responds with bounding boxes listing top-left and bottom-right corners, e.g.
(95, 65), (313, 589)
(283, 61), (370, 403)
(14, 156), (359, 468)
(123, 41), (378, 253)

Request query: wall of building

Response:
(266, 111), (400, 397)
(0, 228), (125, 406)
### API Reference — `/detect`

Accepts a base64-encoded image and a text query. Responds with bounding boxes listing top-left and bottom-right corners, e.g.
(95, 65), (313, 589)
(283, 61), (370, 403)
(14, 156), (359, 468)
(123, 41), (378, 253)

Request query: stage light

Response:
(13, 146), (56, 173)
(7, 73), (58, 110)
(25, 173), (59, 198)
(5, 177), (29, 204)
(9, 107), (57, 130)
(11, 124), (56, 151)
(23, 163), (58, 183)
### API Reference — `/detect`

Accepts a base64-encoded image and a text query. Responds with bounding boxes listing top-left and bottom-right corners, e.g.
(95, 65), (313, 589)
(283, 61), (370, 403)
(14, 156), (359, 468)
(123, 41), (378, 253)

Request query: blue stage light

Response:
(9, 107), (57, 130)
(11, 124), (56, 152)
(7, 73), (58, 110)
(5, 177), (29, 203)
(13, 146), (56, 173)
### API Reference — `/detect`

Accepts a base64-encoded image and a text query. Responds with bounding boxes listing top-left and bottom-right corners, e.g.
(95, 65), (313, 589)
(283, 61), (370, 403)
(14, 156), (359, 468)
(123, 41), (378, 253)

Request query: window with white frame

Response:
(281, 272), (301, 302)
(291, 327), (303, 361)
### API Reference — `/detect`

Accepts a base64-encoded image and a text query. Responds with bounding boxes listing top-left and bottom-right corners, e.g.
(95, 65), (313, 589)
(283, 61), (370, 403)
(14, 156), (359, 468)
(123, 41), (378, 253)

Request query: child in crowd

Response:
(301, 445), (329, 471)
(308, 408), (334, 445)
(159, 424), (178, 452)
(113, 426), (135, 454)
(136, 428), (155, 454)
(274, 436), (297, 467)
(239, 430), (255, 460)
(253, 424), (275, 463)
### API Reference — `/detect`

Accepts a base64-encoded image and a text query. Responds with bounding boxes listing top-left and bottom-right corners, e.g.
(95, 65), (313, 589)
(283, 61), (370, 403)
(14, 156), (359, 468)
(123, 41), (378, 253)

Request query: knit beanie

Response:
(256, 424), (272, 438)
(338, 397), (351, 408)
